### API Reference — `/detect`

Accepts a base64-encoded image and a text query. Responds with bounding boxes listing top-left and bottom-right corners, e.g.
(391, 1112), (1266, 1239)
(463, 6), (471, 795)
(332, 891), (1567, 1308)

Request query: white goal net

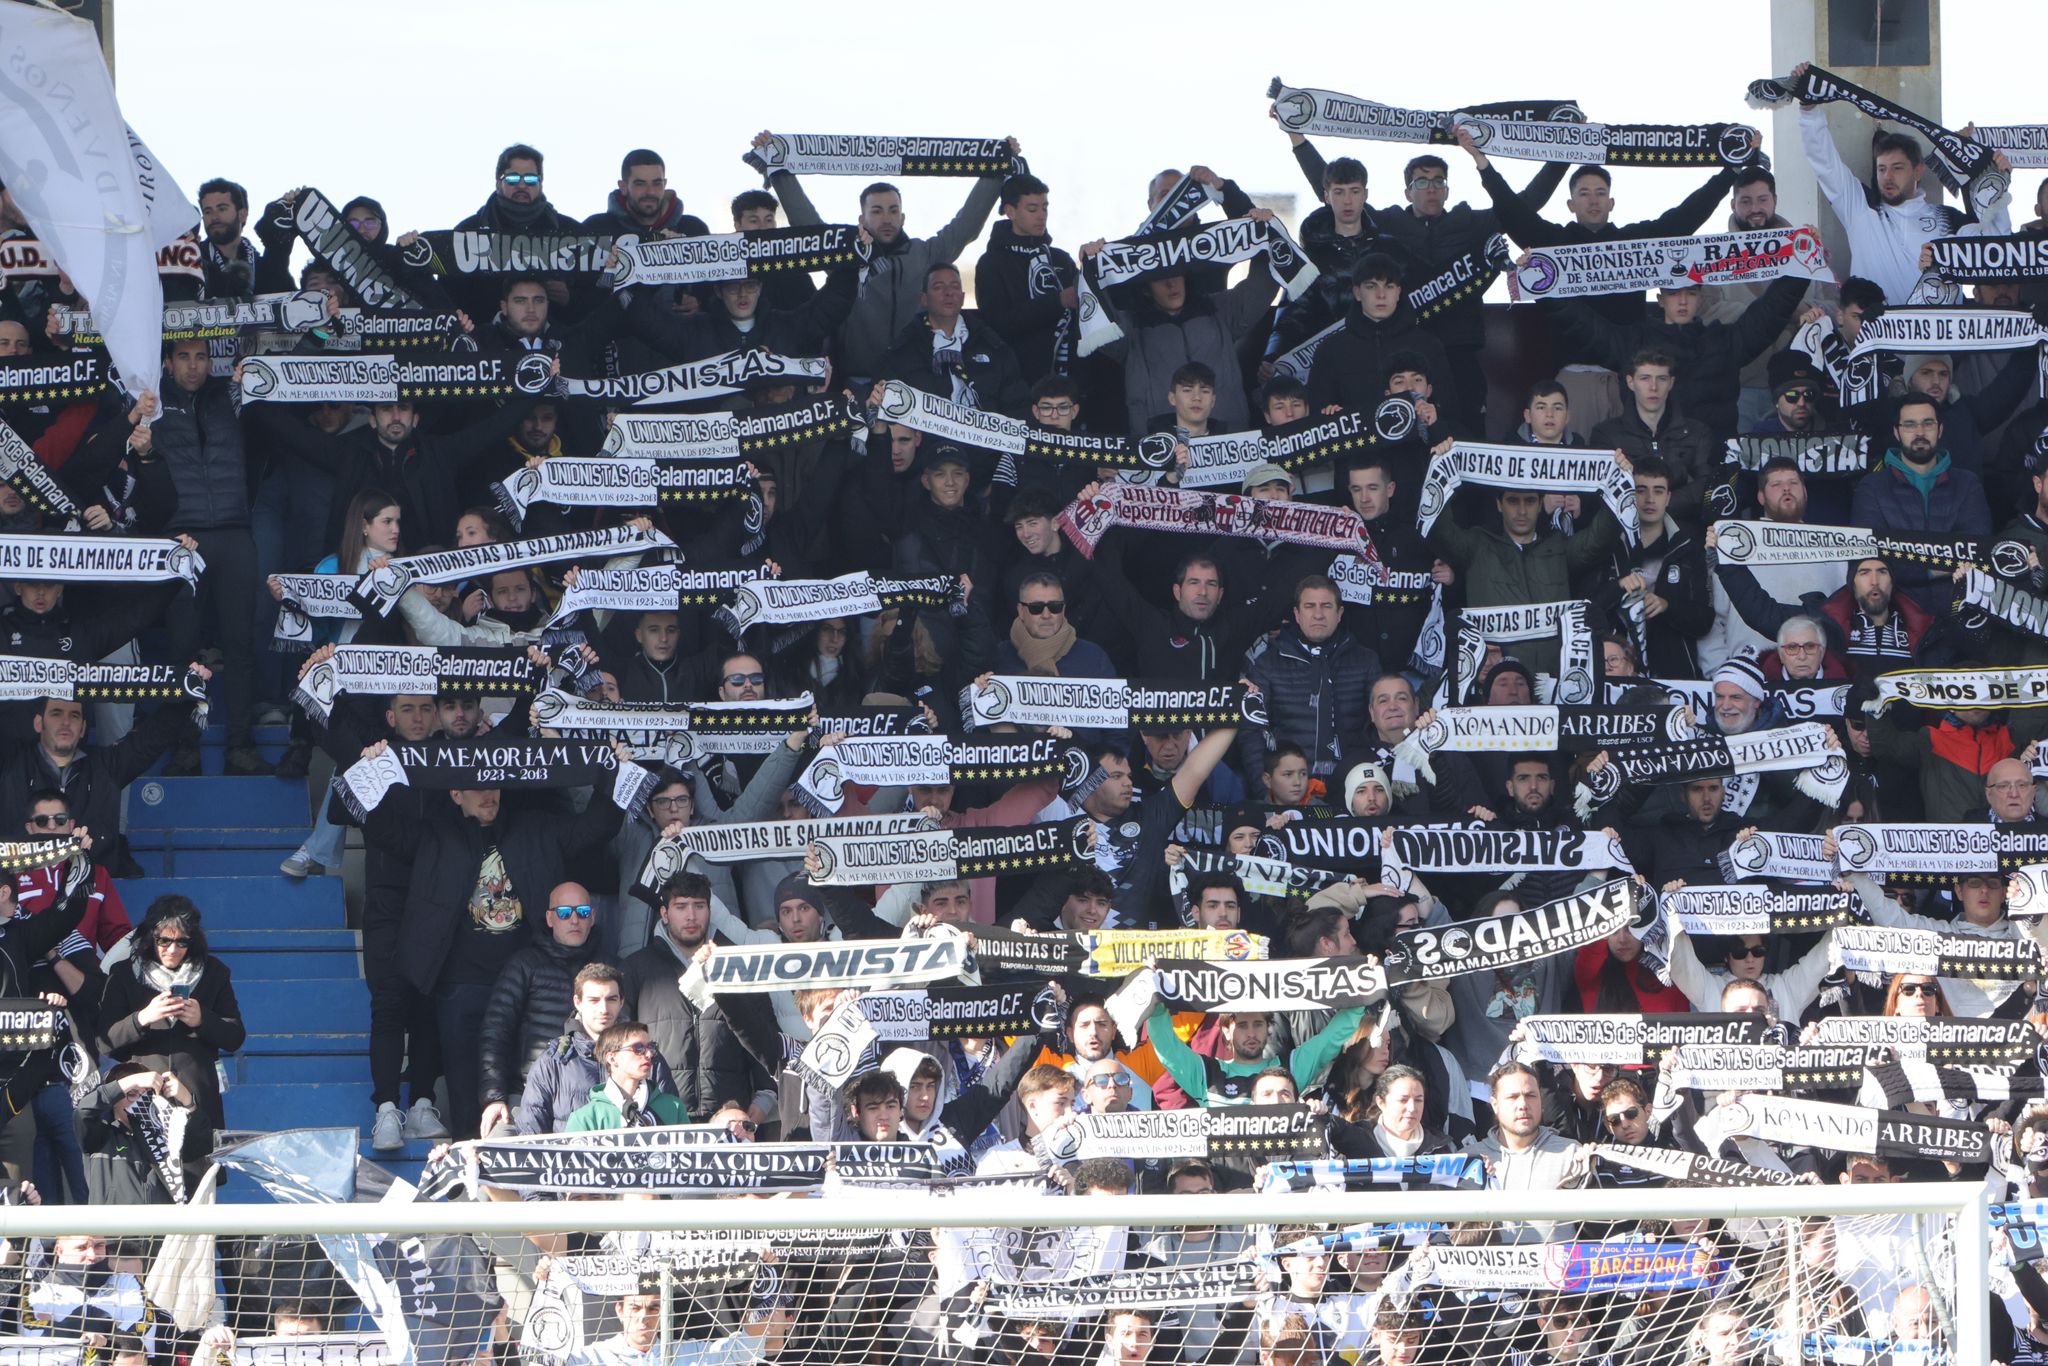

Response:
(0, 1164), (1996, 1366)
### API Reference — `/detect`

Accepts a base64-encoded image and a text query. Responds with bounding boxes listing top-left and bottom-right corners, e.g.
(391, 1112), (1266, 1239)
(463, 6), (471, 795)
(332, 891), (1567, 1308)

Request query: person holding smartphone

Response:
(96, 896), (245, 1188)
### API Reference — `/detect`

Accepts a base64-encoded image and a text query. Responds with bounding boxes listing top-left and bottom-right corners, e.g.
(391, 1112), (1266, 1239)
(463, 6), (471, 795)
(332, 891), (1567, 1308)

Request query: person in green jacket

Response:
(565, 1021), (691, 1131)
(1145, 997), (1363, 1108)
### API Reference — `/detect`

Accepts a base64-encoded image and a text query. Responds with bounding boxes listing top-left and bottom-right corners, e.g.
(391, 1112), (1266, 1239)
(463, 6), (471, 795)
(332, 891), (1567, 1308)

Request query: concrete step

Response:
(207, 928), (357, 955)
(215, 948), (356, 980)
(115, 876), (344, 929)
(239, 1031), (367, 1056)
(129, 776), (318, 830)
(223, 1082), (365, 1133)
(230, 1052), (366, 1085)
(233, 978), (368, 1026)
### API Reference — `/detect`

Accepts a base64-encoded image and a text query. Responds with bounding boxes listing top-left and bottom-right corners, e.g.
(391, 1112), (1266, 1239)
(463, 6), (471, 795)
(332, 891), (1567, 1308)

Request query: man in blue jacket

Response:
(1851, 394), (1991, 613)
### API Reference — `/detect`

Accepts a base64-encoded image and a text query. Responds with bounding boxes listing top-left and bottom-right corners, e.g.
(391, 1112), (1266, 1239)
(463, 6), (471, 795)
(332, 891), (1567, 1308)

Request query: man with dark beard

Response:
(1850, 394), (1991, 612)
(451, 143), (575, 319)
(197, 178), (259, 299)
(581, 149), (708, 241)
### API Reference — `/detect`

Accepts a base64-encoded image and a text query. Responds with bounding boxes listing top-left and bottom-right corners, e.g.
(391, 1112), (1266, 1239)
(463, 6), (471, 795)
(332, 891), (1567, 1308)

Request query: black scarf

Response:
(1748, 65), (1996, 198)
(470, 191), (560, 234)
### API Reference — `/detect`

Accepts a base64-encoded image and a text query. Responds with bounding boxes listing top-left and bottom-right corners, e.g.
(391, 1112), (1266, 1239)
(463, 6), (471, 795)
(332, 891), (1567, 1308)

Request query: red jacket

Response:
(1574, 939), (1690, 1014)
(16, 864), (127, 952)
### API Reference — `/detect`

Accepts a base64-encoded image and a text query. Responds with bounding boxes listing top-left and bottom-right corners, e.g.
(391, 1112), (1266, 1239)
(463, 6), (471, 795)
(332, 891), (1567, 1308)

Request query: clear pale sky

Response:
(109, 1), (2048, 270)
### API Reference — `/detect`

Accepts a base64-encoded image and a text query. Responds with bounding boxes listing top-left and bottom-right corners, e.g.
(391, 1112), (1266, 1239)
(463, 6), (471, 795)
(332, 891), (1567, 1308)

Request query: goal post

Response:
(0, 1181), (1990, 1366)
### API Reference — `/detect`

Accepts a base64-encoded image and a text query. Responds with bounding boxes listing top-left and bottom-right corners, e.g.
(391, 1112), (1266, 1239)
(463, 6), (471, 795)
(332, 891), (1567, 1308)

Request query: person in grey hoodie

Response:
(1467, 1062), (1590, 1240)
(756, 131), (1019, 382)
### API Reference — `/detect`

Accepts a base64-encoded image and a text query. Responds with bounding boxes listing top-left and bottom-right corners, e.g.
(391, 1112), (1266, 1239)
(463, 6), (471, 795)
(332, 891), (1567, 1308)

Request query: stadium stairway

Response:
(123, 722), (422, 1200)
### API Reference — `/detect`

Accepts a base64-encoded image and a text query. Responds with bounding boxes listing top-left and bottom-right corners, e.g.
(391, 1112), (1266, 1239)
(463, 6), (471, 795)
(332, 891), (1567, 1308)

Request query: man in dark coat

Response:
(1304, 254), (1457, 421)
(358, 740), (632, 1139)
(879, 264), (1028, 417)
(476, 880), (609, 1137)
(620, 871), (767, 1125)
(972, 174), (1078, 384)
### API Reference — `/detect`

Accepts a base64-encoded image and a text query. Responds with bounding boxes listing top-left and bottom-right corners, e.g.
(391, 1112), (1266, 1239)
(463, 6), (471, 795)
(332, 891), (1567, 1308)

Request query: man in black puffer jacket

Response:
(359, 741), (633, 1139)
(475, 880), (609, 1137)
(621, 871), (768, 1126)
(972, 174), (1078, 384)
(1239, 575), (1381, 786)
(878, 265), (1029, 416)
(157, 338), (265, 774)
(580, 148), (710, 240)
(447, 143), (576, 322)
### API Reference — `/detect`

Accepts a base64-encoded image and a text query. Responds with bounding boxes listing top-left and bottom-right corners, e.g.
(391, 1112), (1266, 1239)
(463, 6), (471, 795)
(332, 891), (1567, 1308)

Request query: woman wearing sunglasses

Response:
(1882, 974), (1952, 1018)
(96, 895), (243, 1186)
(1659, 874), (1841, 1020)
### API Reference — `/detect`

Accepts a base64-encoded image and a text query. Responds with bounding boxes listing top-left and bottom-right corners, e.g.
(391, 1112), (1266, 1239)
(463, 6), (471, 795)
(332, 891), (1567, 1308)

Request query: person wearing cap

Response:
(1713, 495), (1955, 667)
(1240, 575), (1379, 786)
(1303, 253), (1459, 428)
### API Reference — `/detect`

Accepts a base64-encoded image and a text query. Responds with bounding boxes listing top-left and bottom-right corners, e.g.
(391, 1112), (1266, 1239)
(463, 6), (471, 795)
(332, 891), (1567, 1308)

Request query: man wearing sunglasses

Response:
(451, 142), (574, 318)
(995, 573), (1114, 680)
(566, 1022), (687, 1131)
(476, 881), (608, 1138)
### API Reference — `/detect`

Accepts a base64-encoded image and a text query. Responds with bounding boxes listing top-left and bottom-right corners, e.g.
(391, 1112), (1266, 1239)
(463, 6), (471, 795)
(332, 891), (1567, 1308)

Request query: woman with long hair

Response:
(96, 897), (244, 1186)
(775, 618), (870, 710)
(1325, 1063), (1458, 1158)
(1883, 973), (1952, 1018)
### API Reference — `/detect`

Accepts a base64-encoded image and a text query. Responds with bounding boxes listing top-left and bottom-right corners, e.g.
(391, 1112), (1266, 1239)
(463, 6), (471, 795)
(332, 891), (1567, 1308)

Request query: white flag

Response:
(123, 123), (197, 250)
(0, 6), (166, 398)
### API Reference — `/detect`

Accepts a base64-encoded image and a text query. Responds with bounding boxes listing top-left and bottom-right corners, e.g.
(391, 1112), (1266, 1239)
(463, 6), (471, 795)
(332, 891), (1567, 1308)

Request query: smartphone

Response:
(169, 983), (193, 999)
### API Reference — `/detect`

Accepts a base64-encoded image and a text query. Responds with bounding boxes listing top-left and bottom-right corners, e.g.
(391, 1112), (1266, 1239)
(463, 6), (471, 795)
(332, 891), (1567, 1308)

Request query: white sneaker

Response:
(371, 1101), (404, 1152)
(280, 849), (320, 879)
(403, 1097), (450, 1141)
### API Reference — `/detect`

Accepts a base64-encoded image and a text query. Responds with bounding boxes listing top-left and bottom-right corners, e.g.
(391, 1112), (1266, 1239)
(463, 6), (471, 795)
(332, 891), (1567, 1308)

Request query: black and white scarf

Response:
(336, 739), (655, 821)
(634, 815), (933, 898)
(600, 396), (858, 460)
(0, 421), (77, 524)
(1506, 225), (1827, 301)
(1416, 443), (1638, 541)
(1265, 80), (1583, 145)
(1576, 723), (1848, 814)
(1457, 111), (1758, 167)
(1378, 825), (1636, 893)
(268, 573), (360, 652)
(1395, 704), (1694, 782)
(1660, 884), (1857, 935)
(0, 659), (202, 710)
(1065, 1105), (1319, 1166)
(811, 734), (1073, 789)
(1105, 958), (1385, 1043)
(348, 307), (468, 350)
(0, 353), (107, 405)
(490, 458), (660, 529)
(1810, 1015), (2033, 1067)
(960, 676), (1251, 732)
(1695, 1093), (1990, 1164)
(1799, 308), (2048, 406)
(1592, 1144), (1803, 1188)
(807, 816), (1093, 886)
(1172, 846), (1338, 900)
(1975, 126), (2048, 168)
(679, 934), (974, 1007)
(558, 348), (829, 406)
(350, 523), (673, 616)
(1860, 1060), (2043, 1109)
(1830, 923), (2042, 979)
(1723, 433), (1871, 480)
(130, 1093), (188, 1203)
(1830, 821), (2001, 883)
(743, 134), (1015, 178)
(1253, 398), (1426, 468)
(1254, 1153), (1487, 1193)
(548, 565), (686, 619)
(1748, 65), (1996, 197)
(1958, 566), (2048, 640)
(1451, 599), (1597, 705)
(236, 351), (556, 405)
(1665, 1043), (1869, 1093)
(991, 1257), (1265, 1320)
(715, 570), (955, 635)
(1077, 217), (1318, 356)
(276, 189), (433, 310)
(1718, 829), (1836, 882)
(1265, 818), (1390, 876)
(52, 290), (334, 346)
(1710, 518), (1982, 570)
(418, 230), (614, 279)
(873, 380), (1177, 474)
(0, 533), (201, 591)
(1872, 664), (2048, 715)
(1511, 1012), (1766, 1066)
(290, 644), (541, 724)
(1058, 485), (1363, 560)
(454, 1137), (940, 1196)
(1927, 233), (2048, 282)
(1378, 875), (1644, 977)
(609, 225), (863, 288)
(859, 981), (1062, 1042)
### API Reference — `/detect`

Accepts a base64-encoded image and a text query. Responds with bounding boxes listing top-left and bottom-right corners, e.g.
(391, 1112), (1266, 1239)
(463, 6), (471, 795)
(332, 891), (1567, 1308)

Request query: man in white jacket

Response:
(1791, 59), (2013, 303)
